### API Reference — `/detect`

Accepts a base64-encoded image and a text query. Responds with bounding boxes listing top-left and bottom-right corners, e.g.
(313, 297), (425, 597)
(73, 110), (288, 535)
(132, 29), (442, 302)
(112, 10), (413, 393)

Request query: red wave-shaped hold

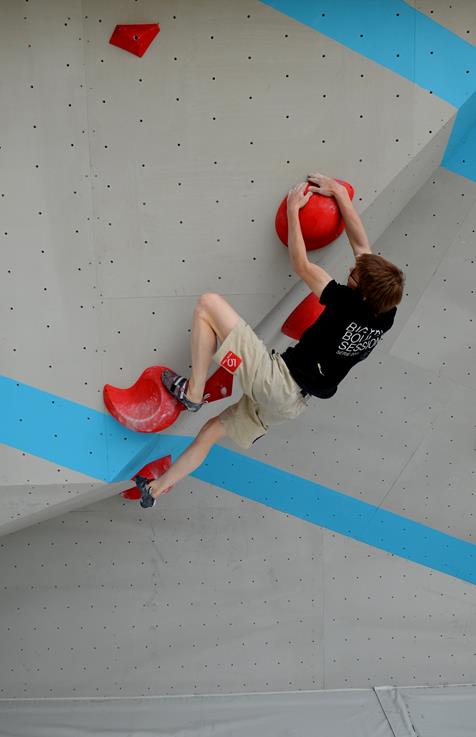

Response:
(104, 366), (183, 433)
(104, 365), (234, 433)
(281, 292), (326, 340)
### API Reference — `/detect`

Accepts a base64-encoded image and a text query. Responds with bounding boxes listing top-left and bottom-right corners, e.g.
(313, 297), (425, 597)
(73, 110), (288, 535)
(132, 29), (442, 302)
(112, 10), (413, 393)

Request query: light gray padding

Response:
(397, 685), (476, 736)
(0, 691), (401, 737)
(1, 685), (476, 737)
(375, 684), (476, 737)
(376, 687), (420, 737)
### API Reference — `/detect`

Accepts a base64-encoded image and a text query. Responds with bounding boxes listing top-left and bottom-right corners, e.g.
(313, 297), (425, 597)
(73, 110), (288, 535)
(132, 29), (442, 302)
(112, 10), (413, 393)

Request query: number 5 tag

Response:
(220, 351), (242, 374)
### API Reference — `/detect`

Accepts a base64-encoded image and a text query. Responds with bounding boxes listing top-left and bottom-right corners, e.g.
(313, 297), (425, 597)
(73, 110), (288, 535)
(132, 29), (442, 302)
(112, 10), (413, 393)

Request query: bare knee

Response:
(195, 293), (240, 343)
(195, 292), (221, 318)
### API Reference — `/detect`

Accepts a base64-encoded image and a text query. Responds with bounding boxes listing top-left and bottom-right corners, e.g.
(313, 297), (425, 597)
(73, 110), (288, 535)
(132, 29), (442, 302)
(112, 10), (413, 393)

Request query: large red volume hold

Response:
(109, 24), (160, 57)
(122, 456), (173, 500)
(104, 366), (183, 433)
(275, 179), (354, 251)
(281, 292), (326, 340)
(104, 365), (234, 433)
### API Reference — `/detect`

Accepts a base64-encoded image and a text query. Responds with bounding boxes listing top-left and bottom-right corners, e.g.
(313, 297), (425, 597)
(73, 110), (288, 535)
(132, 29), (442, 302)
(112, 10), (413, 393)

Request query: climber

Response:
(136, 173), (405, 506)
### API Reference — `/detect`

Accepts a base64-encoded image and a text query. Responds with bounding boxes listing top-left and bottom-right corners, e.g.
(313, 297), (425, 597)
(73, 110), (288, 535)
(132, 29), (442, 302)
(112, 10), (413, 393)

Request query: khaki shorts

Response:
(212, 318), (309, 449)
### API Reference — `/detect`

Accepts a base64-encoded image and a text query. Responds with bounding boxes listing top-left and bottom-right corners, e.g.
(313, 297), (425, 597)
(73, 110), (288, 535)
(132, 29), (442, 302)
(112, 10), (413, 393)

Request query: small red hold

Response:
(122, 456), (173, 500)
(203, 366), (234, 402)
(282, 292), (326, 340)
(275, 179), (355, 251)
(104, 366), (183, 433)
(109, 24), (160, 58)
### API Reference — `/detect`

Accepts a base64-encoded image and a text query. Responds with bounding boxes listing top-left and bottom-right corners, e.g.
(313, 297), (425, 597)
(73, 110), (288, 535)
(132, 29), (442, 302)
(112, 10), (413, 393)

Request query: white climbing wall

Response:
(0, 0), (476, 721)
(0, 0), (454, 529)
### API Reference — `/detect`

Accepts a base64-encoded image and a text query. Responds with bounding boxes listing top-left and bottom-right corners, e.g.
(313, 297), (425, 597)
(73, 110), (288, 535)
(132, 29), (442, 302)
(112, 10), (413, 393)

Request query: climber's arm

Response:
(307, 173), (372, 259)
(294, 260), (332, 299)
(286, 187), (332, 298)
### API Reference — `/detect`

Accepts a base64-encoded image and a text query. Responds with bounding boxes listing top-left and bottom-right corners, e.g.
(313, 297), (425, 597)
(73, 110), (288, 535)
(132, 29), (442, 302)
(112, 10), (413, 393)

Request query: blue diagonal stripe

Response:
(1, 374), (475, 586)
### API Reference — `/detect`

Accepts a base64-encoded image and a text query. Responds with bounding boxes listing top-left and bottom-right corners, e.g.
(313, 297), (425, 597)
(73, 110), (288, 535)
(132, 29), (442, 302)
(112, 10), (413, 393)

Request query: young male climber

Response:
(135, 173), (405, 507)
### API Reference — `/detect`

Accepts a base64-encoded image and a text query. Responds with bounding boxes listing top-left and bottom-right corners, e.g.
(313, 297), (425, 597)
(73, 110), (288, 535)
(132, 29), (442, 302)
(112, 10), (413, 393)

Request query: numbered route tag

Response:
(220, 351), (242, 374)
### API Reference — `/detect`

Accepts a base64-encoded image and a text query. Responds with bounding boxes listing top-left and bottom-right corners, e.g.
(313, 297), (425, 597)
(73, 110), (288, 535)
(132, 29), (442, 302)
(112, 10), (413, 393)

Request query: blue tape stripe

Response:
(2, 374), (475, 585)
(442, 91), (476, 179)
(0, 375), (156, 482)
(195, 447), (476, 585)
(260, 0), (476, 181)
(260, 0), (475, 106)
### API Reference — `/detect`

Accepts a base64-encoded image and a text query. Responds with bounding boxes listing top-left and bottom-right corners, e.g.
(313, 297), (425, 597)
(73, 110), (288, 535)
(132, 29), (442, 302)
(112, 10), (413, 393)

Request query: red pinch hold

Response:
(109, 24), (160, 58)
(122, 456), (173, 500)
(204, 366), (234, 401)
(281, 293), (326, 340)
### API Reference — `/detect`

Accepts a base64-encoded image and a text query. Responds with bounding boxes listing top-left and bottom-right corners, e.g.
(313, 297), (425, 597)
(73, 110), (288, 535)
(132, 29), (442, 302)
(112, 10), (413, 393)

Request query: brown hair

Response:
(354, 254), (405, 313)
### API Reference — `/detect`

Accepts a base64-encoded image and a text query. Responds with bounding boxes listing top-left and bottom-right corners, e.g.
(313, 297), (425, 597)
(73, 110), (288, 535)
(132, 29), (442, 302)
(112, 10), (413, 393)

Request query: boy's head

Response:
(348, 254), (405, 313)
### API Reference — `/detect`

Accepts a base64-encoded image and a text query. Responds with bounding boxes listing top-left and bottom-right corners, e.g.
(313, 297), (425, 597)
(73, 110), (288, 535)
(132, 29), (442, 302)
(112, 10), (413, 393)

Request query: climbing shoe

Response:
(161, 370), (204, 412)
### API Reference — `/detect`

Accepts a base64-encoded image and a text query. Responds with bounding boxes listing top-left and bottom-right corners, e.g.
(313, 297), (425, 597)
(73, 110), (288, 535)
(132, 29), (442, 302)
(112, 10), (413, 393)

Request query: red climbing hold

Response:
(281, 292), (326, 340)
(104, 366), (183, 433)
(104, 364), (234, 433)
(275, 180), (355, 251)
(122, 456), (173, 500)
(109, 24), (160, 58)
(203, 366), (234, 403)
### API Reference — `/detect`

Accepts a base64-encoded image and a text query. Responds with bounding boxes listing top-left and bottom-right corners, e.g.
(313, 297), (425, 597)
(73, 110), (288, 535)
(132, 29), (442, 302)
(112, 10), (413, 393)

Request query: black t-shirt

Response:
(280, 280), (396, 398)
